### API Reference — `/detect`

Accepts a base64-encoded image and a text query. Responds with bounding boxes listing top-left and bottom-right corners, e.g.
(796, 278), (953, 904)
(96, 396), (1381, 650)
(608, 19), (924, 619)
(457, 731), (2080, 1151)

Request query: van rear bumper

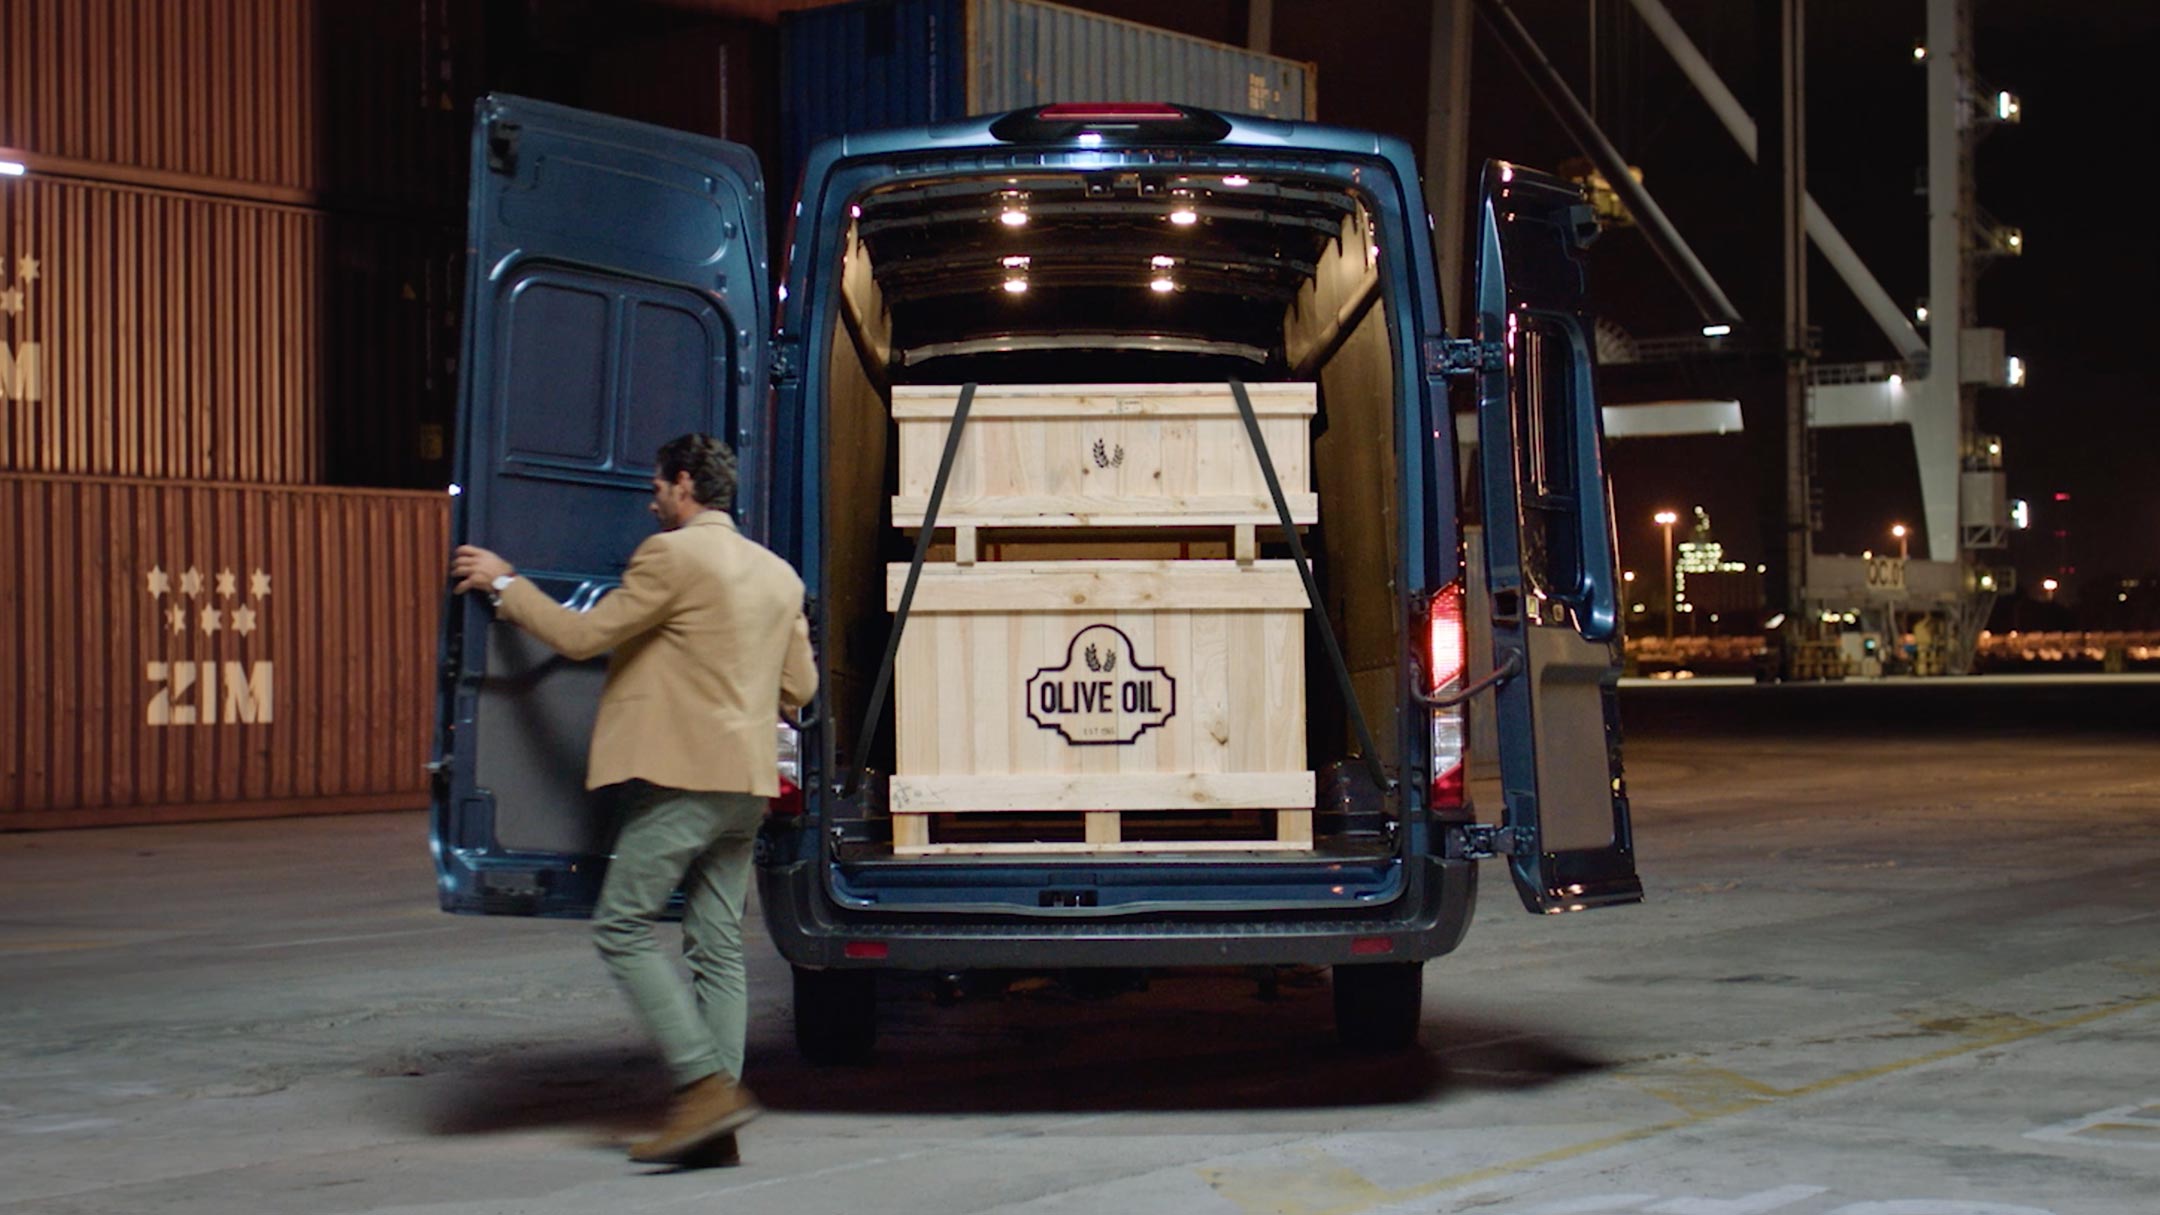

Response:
(756, 855), (1477, 970)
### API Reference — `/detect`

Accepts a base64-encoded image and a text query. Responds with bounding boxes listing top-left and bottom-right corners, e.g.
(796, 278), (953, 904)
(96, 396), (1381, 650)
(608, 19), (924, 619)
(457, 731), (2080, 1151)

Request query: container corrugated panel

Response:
(965, 0), (1312, 120)
(0, 473), (449, 829)
(780, 0), (1313, 199)
(0, 0), (476, 210)
(0, 173), (457, 486)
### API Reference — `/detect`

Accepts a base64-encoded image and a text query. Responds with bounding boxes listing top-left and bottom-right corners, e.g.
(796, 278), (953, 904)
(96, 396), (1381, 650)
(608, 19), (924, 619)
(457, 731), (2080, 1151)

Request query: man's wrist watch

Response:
(491, 574), (515, 594)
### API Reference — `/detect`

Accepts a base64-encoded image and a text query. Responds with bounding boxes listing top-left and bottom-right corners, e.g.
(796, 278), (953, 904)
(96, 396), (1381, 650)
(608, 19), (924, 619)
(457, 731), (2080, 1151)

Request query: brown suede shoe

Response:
(676, 1132), (741, 1169)
(628, 1074), (761, 1165)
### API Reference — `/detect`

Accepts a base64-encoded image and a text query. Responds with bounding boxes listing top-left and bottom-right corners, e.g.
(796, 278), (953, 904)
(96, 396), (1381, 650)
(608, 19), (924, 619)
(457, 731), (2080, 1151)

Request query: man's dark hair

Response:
(655, 433), (737, 509)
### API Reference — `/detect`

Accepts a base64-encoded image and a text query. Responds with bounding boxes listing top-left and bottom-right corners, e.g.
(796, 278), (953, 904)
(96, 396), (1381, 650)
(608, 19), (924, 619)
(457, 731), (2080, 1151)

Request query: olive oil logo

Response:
(1026, 624), (1174, 745)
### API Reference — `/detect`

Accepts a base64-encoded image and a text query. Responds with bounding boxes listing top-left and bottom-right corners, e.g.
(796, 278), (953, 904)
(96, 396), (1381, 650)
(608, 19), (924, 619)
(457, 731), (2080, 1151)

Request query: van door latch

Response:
(1443, 823), (1536, 860)
(486, 121), (521, 175)
(1429, 337), (1504, 379)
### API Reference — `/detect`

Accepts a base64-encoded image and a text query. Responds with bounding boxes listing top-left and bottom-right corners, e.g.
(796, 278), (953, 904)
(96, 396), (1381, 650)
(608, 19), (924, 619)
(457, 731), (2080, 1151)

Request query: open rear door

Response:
(1472, 163), (1641, 915)
(432, 95), (769, 915)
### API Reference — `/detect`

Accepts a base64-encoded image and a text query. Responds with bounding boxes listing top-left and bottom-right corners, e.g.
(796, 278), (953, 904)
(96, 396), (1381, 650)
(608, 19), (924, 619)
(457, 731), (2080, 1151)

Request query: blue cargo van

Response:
(433, 95), (1639, 1059)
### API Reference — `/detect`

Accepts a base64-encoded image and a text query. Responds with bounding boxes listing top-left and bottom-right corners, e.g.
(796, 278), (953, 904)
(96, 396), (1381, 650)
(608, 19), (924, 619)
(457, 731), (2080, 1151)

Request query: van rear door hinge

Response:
(1443, 823), (1536, 860)
(1429, 337), (1504, 379)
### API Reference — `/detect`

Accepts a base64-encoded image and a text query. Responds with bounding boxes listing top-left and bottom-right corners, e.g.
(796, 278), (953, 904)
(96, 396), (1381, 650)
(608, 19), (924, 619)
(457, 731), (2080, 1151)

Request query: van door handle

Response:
(1415, 650), (1522, 708)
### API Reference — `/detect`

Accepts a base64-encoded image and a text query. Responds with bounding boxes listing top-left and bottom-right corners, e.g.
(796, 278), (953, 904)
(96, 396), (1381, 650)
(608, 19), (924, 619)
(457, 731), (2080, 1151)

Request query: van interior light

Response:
(1888, 373), (1903, 388)
(849, 204), (862, 218)
(1077, 132), (1103, 148)
(1701, 323), (1733, 338)
(0, 160), (25, 176)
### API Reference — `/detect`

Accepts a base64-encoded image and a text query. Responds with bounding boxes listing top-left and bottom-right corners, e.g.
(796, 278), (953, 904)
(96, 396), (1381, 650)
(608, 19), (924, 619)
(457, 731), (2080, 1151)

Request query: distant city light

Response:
(1997, 91), (2021, 122)
(1169, 207), (1198, 226)
(1149, 276), (1176, 293)
(1913, 43), (1928, 62)
(1003, 275), (1029, 294)
(1701, 324), (1733, 338)
(2010, 498), (2031, 529)
(2007, 356), (2027, 387)
(1078, 132), (1103, 148)
(1915, 304), (1930, 324)
(1151, 255), (1176, 268)
(1220, 175), (1250, 188)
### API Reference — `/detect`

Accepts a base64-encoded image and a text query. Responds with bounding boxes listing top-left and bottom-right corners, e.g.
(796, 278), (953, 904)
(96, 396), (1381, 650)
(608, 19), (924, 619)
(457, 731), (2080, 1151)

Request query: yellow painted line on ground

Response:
(1204, 987), (2160, 1215)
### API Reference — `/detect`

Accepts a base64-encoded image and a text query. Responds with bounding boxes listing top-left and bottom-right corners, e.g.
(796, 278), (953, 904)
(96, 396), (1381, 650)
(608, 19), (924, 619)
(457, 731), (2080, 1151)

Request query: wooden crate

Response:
(892, 383), (1317, 530)
(886, 560), (1315, 855)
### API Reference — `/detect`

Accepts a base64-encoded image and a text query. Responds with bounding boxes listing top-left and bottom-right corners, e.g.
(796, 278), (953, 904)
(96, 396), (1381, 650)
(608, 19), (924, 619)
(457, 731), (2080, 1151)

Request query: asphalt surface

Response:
(3, 676), (2157, 1215)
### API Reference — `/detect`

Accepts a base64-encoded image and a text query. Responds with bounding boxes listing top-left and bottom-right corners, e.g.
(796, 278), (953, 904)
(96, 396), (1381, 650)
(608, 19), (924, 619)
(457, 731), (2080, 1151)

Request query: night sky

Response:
(1072, 0), (2156, 609)
(1474, 0), (2159, 602)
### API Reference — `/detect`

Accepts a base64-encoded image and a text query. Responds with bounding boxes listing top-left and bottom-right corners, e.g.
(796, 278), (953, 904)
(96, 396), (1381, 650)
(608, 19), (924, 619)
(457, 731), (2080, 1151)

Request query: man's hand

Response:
(452, 545), (515, 594)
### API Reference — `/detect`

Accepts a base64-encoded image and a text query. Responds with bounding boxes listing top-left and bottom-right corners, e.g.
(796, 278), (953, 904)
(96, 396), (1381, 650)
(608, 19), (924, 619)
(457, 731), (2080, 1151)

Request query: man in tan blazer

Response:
(453, 434), (815, 1167)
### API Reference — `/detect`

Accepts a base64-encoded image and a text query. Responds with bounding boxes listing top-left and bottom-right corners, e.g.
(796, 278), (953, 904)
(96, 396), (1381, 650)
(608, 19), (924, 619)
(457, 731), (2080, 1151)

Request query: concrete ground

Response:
(4, 678), (2158, 1215)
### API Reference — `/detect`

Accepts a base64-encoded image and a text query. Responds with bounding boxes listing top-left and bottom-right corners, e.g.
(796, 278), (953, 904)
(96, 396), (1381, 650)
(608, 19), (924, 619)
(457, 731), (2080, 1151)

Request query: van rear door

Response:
(1472, 163), (1642, 915)
(433, 95), (769, 916)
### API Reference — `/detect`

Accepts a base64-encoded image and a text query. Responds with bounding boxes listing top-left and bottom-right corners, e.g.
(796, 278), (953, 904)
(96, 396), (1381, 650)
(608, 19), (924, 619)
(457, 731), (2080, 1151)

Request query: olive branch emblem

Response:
(1083, 643), (1117, 673)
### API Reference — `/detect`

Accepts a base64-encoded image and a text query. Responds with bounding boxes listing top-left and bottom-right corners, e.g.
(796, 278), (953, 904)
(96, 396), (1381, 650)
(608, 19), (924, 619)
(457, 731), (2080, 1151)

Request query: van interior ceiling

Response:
(821, 167), (1405, 851)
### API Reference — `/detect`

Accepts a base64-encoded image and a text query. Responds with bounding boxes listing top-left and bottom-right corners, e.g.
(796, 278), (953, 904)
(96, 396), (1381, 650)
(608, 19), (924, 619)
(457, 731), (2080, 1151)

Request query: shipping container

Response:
(1, 473), (448, 829)
(0, 0), (480, 211)
(778, 0), (1315, 196)
(0, 172), (458, 487)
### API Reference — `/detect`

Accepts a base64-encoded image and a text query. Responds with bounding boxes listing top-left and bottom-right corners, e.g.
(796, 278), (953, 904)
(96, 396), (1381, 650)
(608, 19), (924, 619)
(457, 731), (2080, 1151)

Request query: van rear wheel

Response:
(1331, 961), (1424, 1052)
(792, 965), (877, 1065)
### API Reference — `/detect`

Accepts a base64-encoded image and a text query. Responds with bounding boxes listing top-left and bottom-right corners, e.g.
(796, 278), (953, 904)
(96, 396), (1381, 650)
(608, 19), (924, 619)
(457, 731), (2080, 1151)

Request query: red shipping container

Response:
(1, 473), (449, 829)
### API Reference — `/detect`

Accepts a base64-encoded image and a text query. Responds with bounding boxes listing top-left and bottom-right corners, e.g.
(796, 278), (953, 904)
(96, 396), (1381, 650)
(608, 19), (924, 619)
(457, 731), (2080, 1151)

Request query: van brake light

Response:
(1427, 583), (1468, 816)
(1034, 103), (1185, 122)
(1429, 583), (1466, 694)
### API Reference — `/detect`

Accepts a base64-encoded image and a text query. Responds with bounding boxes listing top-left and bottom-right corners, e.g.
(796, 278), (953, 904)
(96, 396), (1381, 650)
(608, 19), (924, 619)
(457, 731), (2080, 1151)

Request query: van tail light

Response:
(1426, 583), (1468, 817)
(769, 721), (804, 818)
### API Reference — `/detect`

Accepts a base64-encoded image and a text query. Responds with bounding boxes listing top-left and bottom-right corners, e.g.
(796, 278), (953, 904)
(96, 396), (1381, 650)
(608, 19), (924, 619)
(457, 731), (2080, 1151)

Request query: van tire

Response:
(1331, 961), (1423, 1052)
(793, 965), (876, 1065)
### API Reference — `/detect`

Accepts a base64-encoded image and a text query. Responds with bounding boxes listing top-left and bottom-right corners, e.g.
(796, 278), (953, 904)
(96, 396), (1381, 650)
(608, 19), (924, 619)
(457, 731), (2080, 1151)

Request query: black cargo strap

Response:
(1227, 379), (1396, 795)
(845, 382), (977, 801)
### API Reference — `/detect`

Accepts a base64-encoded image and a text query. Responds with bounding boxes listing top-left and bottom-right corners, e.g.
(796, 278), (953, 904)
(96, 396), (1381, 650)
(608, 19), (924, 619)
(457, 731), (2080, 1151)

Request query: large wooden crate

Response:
(885, 561), (1314, 855)
(892, 383), (1317, 529)
(883, 381), (1319, 856)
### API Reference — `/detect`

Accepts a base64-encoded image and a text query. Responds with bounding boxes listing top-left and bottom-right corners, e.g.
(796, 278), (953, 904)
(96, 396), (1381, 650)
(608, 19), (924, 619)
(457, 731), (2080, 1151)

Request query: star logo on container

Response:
(1, 250), (39, 404)
(143, 558), (275, 727)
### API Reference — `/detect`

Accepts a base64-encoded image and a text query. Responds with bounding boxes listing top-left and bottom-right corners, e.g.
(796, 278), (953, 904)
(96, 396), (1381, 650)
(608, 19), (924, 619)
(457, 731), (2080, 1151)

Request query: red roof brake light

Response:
(1034, 103), (1187, 122)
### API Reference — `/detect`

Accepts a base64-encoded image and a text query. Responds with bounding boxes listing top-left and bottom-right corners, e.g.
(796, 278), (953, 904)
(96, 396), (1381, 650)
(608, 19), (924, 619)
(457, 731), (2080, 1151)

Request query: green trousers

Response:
(591, 784), (765, 1088)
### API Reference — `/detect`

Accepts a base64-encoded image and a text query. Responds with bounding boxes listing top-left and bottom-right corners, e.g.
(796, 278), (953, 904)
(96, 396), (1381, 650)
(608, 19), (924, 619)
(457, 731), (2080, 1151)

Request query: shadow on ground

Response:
(412, 970), (1607, 1135)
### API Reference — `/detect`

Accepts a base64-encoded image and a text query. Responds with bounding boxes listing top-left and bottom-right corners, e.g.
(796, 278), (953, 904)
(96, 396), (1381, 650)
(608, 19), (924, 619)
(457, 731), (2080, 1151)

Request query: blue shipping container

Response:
(779, 0), (1316, 199)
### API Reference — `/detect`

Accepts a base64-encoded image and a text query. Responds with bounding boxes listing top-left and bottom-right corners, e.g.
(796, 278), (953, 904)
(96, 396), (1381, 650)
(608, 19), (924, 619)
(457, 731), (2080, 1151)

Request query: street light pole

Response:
(1655, 510), (1680, 642)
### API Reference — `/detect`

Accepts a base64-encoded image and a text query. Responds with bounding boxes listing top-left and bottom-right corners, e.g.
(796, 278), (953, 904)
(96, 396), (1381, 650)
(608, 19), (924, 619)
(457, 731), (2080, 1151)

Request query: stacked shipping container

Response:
(1, 0), (471, 827)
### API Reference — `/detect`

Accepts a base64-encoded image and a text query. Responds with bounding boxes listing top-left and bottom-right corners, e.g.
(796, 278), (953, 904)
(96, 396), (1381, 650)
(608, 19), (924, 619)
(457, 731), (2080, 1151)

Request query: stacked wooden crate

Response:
(885, 382), (1319, 855)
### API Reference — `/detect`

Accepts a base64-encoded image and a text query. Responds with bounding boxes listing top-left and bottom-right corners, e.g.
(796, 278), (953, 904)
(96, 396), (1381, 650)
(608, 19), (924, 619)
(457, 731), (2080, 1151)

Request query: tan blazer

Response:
(497, 510), (817, 796)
